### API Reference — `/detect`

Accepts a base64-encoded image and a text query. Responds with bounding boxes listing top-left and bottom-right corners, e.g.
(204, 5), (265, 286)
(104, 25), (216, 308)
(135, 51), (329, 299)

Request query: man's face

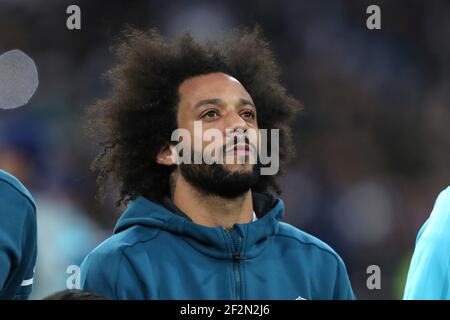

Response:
(175, 72), (260, 198)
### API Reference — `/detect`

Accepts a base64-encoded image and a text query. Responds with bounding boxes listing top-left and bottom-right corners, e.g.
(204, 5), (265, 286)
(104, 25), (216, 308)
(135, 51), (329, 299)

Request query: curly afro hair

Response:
(87, 27), (302, 206)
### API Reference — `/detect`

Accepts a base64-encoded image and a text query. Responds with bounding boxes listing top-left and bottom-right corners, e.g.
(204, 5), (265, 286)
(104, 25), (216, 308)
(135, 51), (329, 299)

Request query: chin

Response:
(223, 163), (254, 173)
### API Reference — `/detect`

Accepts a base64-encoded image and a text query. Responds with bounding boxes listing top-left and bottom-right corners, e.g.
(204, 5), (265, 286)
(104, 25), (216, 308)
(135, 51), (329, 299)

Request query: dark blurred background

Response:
(0, 0), (449, 299)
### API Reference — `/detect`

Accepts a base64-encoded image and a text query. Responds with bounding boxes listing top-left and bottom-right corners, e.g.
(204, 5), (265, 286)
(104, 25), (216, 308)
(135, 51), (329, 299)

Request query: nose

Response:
(223, 111), (248, 136)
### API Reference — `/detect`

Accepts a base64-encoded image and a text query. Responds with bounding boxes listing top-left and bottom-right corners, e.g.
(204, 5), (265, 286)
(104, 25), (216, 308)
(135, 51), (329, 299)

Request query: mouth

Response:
(225, 143), (254, 156)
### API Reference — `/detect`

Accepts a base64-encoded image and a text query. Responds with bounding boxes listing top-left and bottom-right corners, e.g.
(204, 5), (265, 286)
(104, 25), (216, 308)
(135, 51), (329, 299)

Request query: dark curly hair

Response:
(87, 27), (302, 206)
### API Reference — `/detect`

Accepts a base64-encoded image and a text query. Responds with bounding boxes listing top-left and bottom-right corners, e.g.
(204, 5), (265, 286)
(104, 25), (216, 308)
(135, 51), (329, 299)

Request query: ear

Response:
(156, 144), (175, 166)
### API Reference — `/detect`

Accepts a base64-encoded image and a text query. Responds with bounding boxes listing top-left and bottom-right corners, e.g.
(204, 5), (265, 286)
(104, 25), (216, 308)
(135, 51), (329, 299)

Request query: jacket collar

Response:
(114, 192), (284, 259)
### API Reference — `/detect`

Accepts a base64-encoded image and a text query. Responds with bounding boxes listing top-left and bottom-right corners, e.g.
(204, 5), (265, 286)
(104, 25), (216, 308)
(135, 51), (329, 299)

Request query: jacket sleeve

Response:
(0, 180), (37, 300)
(404, 187), (450, 300)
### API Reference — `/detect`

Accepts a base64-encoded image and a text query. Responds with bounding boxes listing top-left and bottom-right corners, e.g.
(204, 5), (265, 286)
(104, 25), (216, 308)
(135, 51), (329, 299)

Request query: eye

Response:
(241, 110), (256, 120)
(201, 109), (220, 120)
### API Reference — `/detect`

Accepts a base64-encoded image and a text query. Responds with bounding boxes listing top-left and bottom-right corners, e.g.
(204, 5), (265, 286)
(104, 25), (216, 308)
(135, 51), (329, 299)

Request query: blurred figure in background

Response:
(0, 48), (38, 299)
(0, 118), (105, 299)
(0, 169), (37, 299)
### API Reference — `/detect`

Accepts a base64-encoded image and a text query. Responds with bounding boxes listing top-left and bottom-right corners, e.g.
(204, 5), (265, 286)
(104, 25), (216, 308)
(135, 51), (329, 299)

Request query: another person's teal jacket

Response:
(81, 192), (355, 300)
(404, 186), (450, 299)
(0, 169), (37, 300)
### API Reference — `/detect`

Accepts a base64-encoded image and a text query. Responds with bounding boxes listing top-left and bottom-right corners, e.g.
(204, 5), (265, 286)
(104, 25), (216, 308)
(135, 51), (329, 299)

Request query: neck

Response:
(172, 171), (254, 229)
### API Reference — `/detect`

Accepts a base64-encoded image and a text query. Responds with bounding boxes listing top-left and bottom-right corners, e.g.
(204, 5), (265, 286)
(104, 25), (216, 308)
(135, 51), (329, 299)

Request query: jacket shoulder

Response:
(419, 186), (450, 242)
(84, 225), (161, 261)
(0, 170), (36, 213)
(80, 225), (160, 299)
(276, 222), (344, 264)
(276, 222), (355, 299)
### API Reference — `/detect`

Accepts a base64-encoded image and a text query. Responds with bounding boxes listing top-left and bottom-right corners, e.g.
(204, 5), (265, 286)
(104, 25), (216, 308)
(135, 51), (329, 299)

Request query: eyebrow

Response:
(193, 98), (223, 109)
(240, 98), (255, 108)
(193, 98), (255, 109)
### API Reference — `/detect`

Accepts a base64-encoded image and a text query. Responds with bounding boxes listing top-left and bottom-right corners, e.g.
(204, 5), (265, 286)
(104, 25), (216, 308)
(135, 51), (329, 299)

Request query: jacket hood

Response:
(113, 192), (285, 259)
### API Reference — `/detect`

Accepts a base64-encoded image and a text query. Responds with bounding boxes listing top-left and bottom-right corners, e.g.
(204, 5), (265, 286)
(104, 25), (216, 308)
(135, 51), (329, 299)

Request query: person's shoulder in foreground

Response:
(81, 193), (355, 300)
(404, 186), (450, 300)
(0, 169), (37, 300)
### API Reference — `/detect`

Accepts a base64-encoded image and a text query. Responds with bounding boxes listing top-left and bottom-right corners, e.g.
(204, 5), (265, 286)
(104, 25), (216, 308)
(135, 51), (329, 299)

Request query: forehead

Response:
(178, 72), (252, 104)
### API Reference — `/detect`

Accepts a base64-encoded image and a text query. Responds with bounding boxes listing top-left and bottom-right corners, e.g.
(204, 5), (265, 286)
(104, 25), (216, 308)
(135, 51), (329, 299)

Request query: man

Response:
(81, 28), (355, 300)
(0, 169), (37, 299)
(404, 186), (450, 299)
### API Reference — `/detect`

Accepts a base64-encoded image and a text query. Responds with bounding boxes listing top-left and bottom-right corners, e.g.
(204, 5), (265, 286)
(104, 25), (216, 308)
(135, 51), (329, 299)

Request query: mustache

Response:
(223, 136), (257, 153)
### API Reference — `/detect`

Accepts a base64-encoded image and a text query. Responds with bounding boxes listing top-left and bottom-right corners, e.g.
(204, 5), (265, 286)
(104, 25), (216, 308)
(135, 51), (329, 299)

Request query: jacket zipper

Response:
(226, 229), (242, 300)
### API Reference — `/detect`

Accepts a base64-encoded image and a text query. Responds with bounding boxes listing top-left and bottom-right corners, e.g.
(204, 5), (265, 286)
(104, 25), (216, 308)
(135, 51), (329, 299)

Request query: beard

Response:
(179, 160), (260, 199)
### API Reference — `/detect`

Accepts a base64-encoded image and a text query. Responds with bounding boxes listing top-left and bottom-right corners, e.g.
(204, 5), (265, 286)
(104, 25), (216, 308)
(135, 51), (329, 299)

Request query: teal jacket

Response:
(81, 192), (355, 300)
(0, 169), (37, 300)
(404, 186), (450, 299)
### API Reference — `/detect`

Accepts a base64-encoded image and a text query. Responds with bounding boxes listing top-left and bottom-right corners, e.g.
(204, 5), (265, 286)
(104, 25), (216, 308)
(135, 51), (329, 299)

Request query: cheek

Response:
(198, 122), (225, 146)
(246, 127), (259, 149)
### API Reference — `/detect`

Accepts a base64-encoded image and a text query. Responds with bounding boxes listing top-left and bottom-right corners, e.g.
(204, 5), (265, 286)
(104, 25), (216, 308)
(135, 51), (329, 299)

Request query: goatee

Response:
(179, 162), (260, 199)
